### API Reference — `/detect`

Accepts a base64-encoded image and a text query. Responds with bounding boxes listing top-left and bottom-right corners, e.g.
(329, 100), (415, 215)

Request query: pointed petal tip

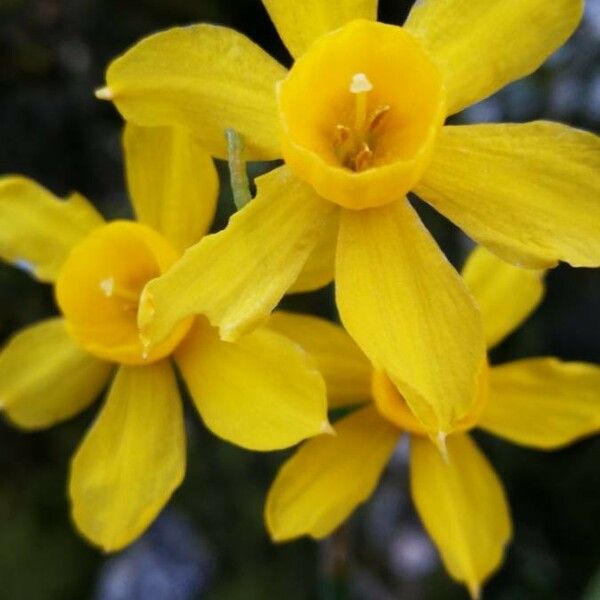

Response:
(435, 431), (450, 463)
(94, 86), (113, 101)
(320, 420), (336, 436)
(468, 580), (482, 600)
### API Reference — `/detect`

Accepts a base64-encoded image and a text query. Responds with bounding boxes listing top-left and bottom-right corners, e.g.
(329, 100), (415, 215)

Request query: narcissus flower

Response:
(264, 246), (600, 598)
(97, 0), (600, 441)
(0, 124), (328, 551)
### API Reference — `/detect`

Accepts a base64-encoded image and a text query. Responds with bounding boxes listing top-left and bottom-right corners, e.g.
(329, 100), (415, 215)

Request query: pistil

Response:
(333, 73), (390, 172)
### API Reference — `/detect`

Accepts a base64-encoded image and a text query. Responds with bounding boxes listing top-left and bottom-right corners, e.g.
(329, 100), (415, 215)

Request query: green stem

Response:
(225, 128), (252, 210)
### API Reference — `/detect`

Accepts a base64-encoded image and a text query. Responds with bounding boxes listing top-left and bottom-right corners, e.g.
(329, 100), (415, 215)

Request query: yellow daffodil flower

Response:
(96, 0), (600, 444)
(264, 246), (600, 599)
(0, 123), (329, 552)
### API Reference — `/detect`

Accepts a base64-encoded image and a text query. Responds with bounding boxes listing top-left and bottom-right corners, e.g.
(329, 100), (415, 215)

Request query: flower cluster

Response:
(1, 0), (599, 596)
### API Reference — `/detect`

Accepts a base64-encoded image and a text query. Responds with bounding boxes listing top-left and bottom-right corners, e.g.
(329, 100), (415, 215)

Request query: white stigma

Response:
(99, 277), (115, 297)
(350, 72), (373, 95)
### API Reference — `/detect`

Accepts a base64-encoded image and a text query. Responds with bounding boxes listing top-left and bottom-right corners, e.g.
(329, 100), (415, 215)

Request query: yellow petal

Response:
(405, 0), (583, 114)
(462, 246), (545, 349)
(288, 209), (338, 294)
(0, 176), (104, 282)
(268, 311), (372, 409)
(175, 318), (329, 451)
(336, 199), (486, 435)
(480, 358), (600, 450)
(123, 123), (219, 252)
(0, 318), (112, 429)
(262, 0), (377, 59)
(410, 434), (512, 599)
(139, 166), (335, 345)
(266, 405), (400, 541)
(70, 361), (185, 551)
(416, 122), (600, 269)
(103, 25), (286, 160)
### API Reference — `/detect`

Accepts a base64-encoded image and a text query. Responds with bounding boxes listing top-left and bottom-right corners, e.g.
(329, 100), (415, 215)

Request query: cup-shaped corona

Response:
(56, 221), (193, 364)
(278, 19), (446, 210)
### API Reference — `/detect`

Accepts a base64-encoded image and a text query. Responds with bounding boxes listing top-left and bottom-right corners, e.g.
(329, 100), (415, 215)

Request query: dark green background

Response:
(1, 1), (599, 598)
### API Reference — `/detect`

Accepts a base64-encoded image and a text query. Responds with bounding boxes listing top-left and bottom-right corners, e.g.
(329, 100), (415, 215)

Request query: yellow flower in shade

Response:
(0, 124), (328, 551)
(264, 246), (600, 599)
(96, 0), (600, 444)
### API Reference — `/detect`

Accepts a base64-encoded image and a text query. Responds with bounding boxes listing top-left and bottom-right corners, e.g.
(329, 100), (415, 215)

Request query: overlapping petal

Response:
(416, 122), (600, 269)
(0, 177), (104, 282)
(265, 406), (400, 541)
(336, 198), (486, 435)
(123, 123), (219, 252)
(462, 246), (545, 349)
(175, 318), (329, 451)
(262, 0), (377, 59)
(405, 0), (583, 114)
(103, 25), (286, 160)
(268, 311), (372, 408)
(139, 166), (334, 345)
(288, 210), (338, 294)
(410, 434), (512, 599)
(481, 358), (600, 449)
(0, 318), (112, 429)
(70, 361), (185, 552)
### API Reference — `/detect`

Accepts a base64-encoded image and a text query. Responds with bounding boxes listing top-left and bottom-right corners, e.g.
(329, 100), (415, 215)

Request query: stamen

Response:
(334, 124), (351, 145)
(367, 104), (391, 134)
(99, 277), (140, 305)
(350, 72), (373, 131)
(354, 143), (373, 172)
(332, 73), (388, 173)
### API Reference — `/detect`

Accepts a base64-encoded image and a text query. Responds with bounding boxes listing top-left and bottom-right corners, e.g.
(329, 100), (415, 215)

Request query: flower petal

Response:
(123, 123), (219, 252)
(462, 246), (545, 349)
(0, 177), (104, 282)
(480, 358), (600, 450)
(266, 405), (400, 541)
(336, 199), (486, 435)
(175, 318), (329, 451)
(288, 209), (338, 294)
(70, 361), (185, 552)
(262, 0), (377, 59)
(139, 166), (335, 345)
(0, 318), (112, 429)
(103, 25), (286, 160)
(416, 122), (600, 269)
(268, 311), (372, 409)
(410, 433), (512, 599)
(405, 0), (583, 114)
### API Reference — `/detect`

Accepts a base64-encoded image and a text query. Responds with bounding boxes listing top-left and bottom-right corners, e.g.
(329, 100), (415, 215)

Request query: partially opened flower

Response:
(96, 0), (600, 442)
(264, 246), (600, 598)
(0, 124), (328, 551)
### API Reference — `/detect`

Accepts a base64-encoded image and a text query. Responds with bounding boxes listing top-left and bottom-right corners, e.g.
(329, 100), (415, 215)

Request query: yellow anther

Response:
(354, 143), (373, 172)
(367, 104), (391, 134)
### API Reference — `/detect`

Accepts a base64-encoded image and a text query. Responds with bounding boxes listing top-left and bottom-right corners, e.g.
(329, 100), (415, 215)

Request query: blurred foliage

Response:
(0, 0), (599, 599)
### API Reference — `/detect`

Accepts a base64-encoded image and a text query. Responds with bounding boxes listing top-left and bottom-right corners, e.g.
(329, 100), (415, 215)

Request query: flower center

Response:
(55, 220), (193, 365)
(278, 19), (446, 210)
(333, 73), (391, 172)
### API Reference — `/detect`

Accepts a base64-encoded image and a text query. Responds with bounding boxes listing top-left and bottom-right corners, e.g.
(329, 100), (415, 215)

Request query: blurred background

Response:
(1, 0), (599, 598)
